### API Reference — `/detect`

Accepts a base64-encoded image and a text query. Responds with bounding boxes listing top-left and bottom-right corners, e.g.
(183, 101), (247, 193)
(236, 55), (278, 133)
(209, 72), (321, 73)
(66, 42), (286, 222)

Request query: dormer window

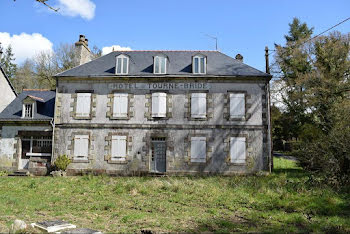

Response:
(193, 55), (206, 74)
(116, 55), (129, 75)
(23, 103), (34, 118)
(154, 55), (167, 74)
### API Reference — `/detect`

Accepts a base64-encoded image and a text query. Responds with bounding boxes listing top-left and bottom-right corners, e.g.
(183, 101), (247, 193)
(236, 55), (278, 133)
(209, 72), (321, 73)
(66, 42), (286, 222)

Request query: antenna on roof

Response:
(204, 34), (218, 51)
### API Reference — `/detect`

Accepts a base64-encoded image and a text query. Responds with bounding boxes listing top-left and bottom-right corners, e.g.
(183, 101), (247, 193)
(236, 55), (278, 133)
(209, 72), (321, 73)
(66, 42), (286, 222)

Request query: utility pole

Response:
(265, 46), (270, 74)
(265, 46), (273, 173)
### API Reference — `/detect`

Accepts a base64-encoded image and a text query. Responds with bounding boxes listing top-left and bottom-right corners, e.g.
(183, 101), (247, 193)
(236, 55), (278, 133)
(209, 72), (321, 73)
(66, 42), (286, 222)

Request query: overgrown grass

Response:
(0, 158), (349, 233)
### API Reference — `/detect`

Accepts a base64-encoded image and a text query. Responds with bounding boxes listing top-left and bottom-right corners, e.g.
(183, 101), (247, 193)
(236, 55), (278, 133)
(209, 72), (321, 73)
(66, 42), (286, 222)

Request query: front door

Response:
(151, 137), (166, 173)
(20, 139), (31, 169)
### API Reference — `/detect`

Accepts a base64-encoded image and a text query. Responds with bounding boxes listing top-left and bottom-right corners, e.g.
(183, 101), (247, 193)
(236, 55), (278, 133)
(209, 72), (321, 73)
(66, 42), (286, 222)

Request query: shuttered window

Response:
(152, 92), (167, 117)
(230, 93), (245, 118)
(191, 93), (206, 118)
(230, 137), (246, 163)
(191, 137), (206, 163)
(74, 134), (89, 159)
(111, 135), (127, 161)
(113, 93), (128, 118)
(76, 93), (91, 117)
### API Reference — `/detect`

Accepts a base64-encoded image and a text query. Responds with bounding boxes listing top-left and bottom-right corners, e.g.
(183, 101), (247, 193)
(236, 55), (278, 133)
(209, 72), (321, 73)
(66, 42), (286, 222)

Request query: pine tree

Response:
(0, 44), (17, 80)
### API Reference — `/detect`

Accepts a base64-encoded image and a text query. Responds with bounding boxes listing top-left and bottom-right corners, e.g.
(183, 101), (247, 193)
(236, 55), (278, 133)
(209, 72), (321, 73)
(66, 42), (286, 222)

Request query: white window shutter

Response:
(230, 93), (245, 118)
(76, 93), (91, 117)
(74, 135), (89, 159)
(230, 137), (246, 163)
(152, 93), (167, 117)
(191, 137), (206, 163)
(111, 135), (127, 161)
(191, 93), (206, 118)
(113, 93), (128, 117)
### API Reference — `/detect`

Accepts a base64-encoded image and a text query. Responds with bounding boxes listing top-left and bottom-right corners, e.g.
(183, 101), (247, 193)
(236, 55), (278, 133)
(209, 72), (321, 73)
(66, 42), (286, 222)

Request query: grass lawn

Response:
(0, 158), (349, 233)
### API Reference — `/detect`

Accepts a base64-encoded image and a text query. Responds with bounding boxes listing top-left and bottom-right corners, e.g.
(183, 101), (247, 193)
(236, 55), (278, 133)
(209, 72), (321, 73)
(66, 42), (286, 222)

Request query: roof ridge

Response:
(113, 50), (219, 52)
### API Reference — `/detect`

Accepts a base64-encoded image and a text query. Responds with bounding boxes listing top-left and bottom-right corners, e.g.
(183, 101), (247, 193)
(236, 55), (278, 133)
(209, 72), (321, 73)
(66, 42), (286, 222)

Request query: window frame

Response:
(111, 135), (128, 162)
(190, 92), (207, 119)
(229, 92), (246, 120)
(153, 55), (167, 74)
(192, 55), (207, 74)
(115, 54), (129, 75)
(22, 103), (34, 119)
(75, 92), (92, 119)
(229, 136), (247, 164)
(151, 92), (167, 118)
(73, 134), (89, 161)
(112, 93), (129, 118)
(190, 136), (207, 163)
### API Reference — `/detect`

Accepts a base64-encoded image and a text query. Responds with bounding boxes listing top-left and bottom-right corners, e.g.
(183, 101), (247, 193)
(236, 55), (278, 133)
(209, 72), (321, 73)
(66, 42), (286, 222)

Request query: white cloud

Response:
(0, 32), (53, 64)
(102, 45), (132, 55)
(57, 0), (96, 20)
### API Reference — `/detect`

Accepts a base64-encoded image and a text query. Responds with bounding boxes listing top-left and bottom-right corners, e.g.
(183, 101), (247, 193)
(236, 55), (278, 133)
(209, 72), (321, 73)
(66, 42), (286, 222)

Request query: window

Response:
(111, 135), (127, 161)
(23, 103), (33, 118)
(230, 137), (246, 163)
(191, 137), (206, 162)
(154, 56), (167, 74)
(22, 136), (52, 156)
(230, 93), (245, 118)
(152, 92), (167, 117)
(74, 134), (89, 160)
(116, 55), (129, 74)
(193, 55), (206, 74)
(113, 93), (128, 118)
(191, 93), (206, 118)
(76, 93), (91, 117)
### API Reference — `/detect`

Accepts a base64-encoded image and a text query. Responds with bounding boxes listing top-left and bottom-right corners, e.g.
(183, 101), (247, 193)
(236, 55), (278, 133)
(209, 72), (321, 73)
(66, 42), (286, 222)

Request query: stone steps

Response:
(8, 170), (30, 176)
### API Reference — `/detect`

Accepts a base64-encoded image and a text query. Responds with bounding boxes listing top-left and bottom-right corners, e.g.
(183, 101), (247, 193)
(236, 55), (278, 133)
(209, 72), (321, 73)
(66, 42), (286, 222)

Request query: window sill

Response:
(71, 158), (89, 163)
(26, 153), (51, 157)
(107, 159), (127, 164)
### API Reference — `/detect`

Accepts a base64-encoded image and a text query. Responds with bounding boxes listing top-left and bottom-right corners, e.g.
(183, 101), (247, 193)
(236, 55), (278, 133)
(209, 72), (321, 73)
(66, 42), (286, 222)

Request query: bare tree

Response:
(13, 0), (59, 11)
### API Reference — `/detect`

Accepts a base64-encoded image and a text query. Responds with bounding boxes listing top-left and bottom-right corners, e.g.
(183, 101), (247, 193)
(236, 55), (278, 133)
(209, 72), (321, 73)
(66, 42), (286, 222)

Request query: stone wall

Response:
(54, 77), (271, 175)
(0, 125), (52, 171)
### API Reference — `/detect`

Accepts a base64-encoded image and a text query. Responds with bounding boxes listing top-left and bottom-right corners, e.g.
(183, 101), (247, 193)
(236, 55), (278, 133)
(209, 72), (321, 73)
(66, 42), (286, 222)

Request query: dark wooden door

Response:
(151, 137), (166, 173)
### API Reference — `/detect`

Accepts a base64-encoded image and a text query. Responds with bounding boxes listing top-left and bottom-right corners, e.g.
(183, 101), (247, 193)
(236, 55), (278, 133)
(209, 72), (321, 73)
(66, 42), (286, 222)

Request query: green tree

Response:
(0, 44), (17, 81)
(274, 18), (314, 140)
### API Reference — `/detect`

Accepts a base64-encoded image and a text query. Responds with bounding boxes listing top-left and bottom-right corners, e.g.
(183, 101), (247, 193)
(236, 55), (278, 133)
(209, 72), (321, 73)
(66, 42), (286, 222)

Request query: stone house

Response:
(0, 65), (17, 113)
(53, 36), (272, 175)
(0, 90), (55, 175)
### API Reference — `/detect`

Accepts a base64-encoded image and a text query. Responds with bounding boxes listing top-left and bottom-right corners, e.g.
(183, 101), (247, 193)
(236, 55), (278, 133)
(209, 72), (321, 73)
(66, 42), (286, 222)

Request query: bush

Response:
(0, 171), (7, 176)
(54, 155), (71, 171)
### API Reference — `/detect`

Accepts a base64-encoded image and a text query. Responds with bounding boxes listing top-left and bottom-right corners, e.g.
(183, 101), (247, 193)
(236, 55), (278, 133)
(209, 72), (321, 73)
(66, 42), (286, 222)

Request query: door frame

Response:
(150, 137), (167, 173)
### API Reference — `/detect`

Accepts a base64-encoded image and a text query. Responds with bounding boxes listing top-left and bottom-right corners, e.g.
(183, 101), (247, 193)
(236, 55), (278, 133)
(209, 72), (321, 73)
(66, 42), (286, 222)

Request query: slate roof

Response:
(56, 51), (271, 78)
(0, 65), (17, 96)
(0, 90), (55, 121)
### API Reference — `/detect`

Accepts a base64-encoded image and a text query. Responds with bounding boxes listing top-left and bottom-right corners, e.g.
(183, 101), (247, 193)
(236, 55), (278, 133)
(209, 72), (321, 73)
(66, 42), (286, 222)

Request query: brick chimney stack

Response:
(235, 54), (243, 62)
(75, 35), (91, 65)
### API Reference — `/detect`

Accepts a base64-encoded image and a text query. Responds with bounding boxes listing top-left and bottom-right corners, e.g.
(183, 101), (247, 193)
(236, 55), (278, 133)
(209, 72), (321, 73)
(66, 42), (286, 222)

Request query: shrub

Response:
(0, 171), (7, 176)
(54, 155), (71, 171)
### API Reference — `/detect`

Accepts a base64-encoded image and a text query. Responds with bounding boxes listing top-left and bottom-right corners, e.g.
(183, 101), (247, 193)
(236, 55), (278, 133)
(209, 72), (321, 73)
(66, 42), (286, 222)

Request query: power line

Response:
(269, 16), (350, 70)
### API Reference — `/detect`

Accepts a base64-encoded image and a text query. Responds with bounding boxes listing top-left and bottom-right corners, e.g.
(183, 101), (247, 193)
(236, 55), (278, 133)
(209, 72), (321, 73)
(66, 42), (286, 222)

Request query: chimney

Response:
(235, 54), (243, 62)
(75, 35), (91, 65)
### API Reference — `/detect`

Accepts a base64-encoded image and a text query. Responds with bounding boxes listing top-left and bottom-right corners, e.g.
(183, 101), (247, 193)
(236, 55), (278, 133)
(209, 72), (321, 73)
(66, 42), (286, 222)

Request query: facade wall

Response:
(54, 77), (270, 175)
(0, 125), (52, 171)
(0, 72), (16, 113)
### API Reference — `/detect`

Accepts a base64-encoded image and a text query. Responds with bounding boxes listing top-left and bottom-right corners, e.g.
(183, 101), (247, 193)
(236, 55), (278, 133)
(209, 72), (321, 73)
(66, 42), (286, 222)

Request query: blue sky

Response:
(0, 0), (349, 71)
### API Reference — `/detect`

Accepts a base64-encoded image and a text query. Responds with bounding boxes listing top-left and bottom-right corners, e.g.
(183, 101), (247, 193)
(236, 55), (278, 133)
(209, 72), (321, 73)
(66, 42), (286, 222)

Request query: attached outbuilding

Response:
(0, 90), (55, 175)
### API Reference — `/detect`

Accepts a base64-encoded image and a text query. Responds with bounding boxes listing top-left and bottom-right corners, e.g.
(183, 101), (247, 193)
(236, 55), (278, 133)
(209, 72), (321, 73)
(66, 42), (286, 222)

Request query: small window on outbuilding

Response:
(23, 103), (33, 118)
(193, 55), (206, 74)
(154, 55), (167, 74)
(116, 55), (129, 75)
